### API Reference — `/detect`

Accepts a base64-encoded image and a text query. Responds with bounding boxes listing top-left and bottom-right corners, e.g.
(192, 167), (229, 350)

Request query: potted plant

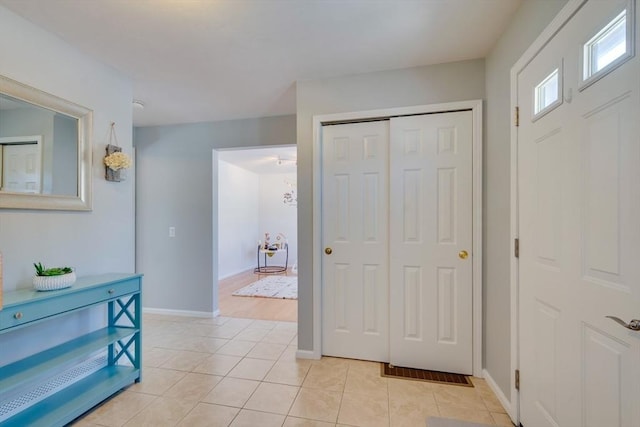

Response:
(33, 262), (76, 291)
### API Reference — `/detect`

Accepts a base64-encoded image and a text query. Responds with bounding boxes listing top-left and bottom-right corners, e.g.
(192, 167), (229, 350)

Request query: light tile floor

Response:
(72, 314), (514, 427)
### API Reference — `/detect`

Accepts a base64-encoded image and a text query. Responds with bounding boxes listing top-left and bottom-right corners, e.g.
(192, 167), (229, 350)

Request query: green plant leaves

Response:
(33, 262), (72, 276)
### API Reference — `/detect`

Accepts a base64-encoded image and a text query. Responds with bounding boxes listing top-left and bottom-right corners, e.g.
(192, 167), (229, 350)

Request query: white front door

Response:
(1, 143), (41, 193)
(322, 120), (390, 361)
(518, 0), (640, 425)
(389, 111), (474, 374)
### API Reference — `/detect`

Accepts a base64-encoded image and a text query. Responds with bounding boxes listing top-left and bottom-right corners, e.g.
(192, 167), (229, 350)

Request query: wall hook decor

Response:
(103, 122), (132, 182)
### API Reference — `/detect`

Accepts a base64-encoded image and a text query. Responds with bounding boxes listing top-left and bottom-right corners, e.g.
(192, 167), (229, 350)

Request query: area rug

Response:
(426, 417), (493, 427)
(232, 276), (297, 300)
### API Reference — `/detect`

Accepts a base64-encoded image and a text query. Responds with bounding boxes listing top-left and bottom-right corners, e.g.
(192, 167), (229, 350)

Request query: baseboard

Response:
(296, 349), (321, 360)
(482, 369), (516, 422)
(218, 266), (255, 280)
(142, 307), (214, 318)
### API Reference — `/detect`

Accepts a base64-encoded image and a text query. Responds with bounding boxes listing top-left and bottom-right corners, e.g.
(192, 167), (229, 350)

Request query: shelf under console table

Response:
(0, 273), (142, 427)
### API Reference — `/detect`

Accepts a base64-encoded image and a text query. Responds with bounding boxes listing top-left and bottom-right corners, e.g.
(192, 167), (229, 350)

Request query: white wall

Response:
(258, 173), (297, 267)
(296, 59), (486, 352)
(218, 165), (297, 280)
(483, 0), (568, 404)
(218, 160), (259, 279)
(0, 5), (134, 363)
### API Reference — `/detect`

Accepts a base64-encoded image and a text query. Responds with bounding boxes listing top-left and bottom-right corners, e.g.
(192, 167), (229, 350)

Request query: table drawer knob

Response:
(14, 312), (23, 320)
(108, 289), (115, 294)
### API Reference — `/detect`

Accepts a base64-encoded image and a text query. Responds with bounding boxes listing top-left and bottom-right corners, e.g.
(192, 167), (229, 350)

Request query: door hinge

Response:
(515, 369), (520, 390)
(515, 106), (520, 127)
(514, 238), (520, 258)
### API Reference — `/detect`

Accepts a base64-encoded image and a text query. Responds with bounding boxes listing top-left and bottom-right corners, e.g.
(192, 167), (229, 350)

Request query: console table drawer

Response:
(0, 278), (140, 330)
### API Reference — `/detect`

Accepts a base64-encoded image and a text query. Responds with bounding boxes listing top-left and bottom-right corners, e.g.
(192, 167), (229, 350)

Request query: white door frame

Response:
(509, 0), (588, 422)
(308, 100), (483, 377)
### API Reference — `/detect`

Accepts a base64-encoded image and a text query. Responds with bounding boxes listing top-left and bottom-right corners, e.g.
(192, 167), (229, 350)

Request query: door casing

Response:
(304, 100), (484, 378)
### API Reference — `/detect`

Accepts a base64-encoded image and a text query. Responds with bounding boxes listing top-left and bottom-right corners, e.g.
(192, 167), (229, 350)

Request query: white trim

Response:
(312, 116), (323, 362)
(483, 369), (517, 422)
(218, 266), (256, 281)
(510, 0), (587, 424)
(212, 149), (220, 316)
(312, 99), (484, 376)
(142, 307), (215, 318)
(471, 102), (484, 378)
(579, 1), (635, 91)
(532, 61), (564, 122)
(296, 349), (320, 360)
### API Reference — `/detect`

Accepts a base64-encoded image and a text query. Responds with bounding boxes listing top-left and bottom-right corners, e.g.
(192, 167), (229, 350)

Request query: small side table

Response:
(254, 243), (289, 274)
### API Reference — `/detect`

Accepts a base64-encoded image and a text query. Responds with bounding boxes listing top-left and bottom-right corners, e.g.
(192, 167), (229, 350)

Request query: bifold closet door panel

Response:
(389, 111), (473, 375)
(321, 120), (390, 361)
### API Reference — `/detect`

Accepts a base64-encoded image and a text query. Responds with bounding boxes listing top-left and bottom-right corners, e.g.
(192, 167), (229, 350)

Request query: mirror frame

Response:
(0, 75), (92, 211)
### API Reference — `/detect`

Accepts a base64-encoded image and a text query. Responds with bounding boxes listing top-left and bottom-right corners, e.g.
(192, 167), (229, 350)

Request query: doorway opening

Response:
(216, 145), (298, 322)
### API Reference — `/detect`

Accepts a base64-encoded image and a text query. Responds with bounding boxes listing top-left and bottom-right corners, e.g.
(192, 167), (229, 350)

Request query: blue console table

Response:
(0, 273), (142, 426)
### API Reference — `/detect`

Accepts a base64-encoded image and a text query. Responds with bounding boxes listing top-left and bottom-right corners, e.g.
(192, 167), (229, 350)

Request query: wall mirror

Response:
(0, 75), (92, 210)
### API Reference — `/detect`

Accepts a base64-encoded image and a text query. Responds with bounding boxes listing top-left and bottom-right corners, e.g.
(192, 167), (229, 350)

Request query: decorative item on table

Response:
(261, 232), (282, 255)
(103, 122), (132, 182)
(32, 262), (76, 291)
(276, 233), (287, 247)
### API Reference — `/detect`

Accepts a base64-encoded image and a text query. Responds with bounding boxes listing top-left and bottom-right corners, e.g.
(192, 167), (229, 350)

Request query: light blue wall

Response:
(0, 5), (134, 363)
(134, 115), (296, 314)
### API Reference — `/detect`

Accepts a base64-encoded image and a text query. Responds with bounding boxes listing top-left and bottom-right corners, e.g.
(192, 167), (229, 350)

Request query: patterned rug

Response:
(232, 275), (297, 300)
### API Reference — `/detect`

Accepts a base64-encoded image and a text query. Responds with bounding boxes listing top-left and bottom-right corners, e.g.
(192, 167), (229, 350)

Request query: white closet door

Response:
(389, 111), (474, 374)
(321, 120), (390, 361)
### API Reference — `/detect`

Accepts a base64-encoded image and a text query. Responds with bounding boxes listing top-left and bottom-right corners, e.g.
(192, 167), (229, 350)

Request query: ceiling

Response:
(0, 0), (521, 127)
(218, 145), (297, 175)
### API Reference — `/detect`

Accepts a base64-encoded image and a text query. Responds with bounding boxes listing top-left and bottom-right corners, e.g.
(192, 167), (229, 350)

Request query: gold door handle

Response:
(458, 250), (469, 260)
(325, 247), (333, 255)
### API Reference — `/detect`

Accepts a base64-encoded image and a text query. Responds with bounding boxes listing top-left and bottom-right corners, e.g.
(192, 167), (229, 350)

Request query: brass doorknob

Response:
(325, 247), (333, 255)
(458, 250), (469, 260)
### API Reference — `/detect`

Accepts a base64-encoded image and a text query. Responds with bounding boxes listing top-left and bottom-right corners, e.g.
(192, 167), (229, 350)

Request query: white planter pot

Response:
(33, 271), (76, 291)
